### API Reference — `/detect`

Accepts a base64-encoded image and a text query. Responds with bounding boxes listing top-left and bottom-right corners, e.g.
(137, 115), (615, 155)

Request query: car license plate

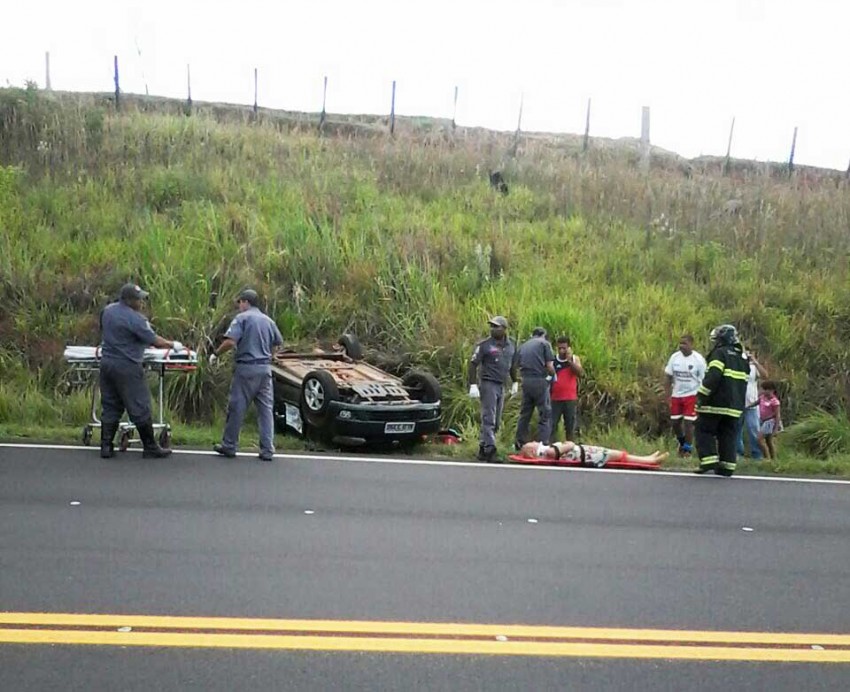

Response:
(384, 422), (415, 434)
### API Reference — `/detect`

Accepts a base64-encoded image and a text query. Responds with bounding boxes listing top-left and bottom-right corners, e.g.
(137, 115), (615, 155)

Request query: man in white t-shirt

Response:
(737, 347), (768, 460)
(664, 334), (706, 457)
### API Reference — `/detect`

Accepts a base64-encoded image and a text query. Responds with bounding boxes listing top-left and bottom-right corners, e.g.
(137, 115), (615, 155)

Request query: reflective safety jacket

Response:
(696, 343), (748, 417)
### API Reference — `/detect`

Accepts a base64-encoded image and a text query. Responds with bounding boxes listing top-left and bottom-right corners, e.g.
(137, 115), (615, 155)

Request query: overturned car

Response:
(272, 334), (442, 447)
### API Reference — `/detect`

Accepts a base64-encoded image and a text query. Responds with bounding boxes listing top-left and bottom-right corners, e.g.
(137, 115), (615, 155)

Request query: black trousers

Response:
(515, 379), (552, 446)
(550, 400), (577, 442)
(99, 360), (153, 425)
(695, 412), (739, 474)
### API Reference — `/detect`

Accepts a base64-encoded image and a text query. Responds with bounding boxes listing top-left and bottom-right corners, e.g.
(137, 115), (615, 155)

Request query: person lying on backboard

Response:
(517, 441), (668, 467)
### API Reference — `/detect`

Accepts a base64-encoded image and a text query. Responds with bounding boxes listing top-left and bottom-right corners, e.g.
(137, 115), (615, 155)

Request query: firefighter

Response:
(694, 324), (749, 476)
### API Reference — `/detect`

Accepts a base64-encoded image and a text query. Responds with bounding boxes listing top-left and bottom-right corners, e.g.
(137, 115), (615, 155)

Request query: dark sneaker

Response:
(213, 444), (236, 458)
(258, 454), (274, 462)
(484, 446), (499, 463)
(142, 446), (172, 459)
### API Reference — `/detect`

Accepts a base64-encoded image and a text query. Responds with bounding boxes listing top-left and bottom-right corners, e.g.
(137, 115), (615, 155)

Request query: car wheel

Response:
(402, 370), (442, 403)
(337, 333), (363, 361)
(300, 369), (340, 427)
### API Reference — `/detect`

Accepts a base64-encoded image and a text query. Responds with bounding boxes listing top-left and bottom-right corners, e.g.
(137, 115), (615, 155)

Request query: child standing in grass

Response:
(758, 381), (783, 460)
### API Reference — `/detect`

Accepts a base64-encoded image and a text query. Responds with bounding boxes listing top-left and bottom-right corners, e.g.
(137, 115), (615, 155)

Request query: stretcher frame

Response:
(63, 347), (198, 451)
(508, 454), (661, 470)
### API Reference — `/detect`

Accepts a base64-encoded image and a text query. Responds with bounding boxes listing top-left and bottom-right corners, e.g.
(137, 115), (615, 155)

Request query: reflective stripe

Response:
(707, 360), (725, 370)
(698, 386), (711, 395)
(721, 461), (737, 471)
(723, 370), (749, 381)
(696, 405), (743, 417)
(699, 456), (718, 469)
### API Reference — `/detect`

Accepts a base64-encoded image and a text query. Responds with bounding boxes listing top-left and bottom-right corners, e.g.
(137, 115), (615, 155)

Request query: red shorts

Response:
(670, 395), (697, 421)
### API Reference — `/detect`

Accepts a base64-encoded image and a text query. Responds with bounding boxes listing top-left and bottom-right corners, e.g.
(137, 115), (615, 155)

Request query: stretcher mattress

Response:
(508, 454), (660, 470)
(63, 345), (198, 364)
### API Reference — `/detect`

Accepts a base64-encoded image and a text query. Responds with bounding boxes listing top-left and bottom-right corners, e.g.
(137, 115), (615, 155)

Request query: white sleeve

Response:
(664, 354), (675, 376)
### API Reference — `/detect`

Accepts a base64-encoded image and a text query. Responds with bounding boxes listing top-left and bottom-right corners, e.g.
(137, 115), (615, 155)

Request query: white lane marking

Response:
(2, 442), (850, 486)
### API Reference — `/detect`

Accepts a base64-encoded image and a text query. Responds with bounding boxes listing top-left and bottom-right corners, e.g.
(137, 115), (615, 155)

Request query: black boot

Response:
(100, 422), (119, 459)
(137, 421), (172, 458)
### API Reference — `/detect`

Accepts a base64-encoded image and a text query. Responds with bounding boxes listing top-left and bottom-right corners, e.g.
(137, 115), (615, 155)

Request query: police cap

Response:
(238, 288), (259, 306)
(119, 283), (149, 301)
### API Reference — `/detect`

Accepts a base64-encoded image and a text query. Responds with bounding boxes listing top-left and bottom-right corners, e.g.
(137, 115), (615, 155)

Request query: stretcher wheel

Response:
(119, 431), (132, 452)
(82, 426), (93, 446)
(159, 428), (171, 449)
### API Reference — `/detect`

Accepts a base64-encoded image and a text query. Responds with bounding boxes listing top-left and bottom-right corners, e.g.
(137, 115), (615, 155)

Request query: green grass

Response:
(3, 420), (848, 479)
(3, 85), (850, 476)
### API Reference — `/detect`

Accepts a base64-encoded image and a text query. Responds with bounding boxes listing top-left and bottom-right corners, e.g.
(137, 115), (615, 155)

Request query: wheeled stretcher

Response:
(63, 346), (198, 451)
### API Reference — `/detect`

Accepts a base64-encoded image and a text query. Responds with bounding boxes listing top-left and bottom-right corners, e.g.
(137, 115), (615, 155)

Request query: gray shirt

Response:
(100, 302), (158, 364)
(225, 307), (283, 364)
(470, 336), (517, 384)
(518, 336), (555, 380)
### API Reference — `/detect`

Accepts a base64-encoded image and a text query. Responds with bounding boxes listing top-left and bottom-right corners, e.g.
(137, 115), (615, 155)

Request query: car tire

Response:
(300, 369), (340, 428)
(337, 333), (363, 361)
(402, 370), (442, 403)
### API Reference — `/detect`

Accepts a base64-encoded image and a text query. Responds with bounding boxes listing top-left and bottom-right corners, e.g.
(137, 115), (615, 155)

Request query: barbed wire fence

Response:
(32, 50), (845, 178)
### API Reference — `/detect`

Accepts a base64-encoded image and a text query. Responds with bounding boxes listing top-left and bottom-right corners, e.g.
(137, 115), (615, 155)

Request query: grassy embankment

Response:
(2, 84), (850, 476)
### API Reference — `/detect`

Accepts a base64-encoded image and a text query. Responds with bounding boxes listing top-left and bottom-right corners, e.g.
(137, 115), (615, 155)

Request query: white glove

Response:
(510, 381), (519, 396)
(209, 353), (218, 367)
(468, 384), (480, 399)
(545, 374), (556, 383)
(171, 341), (185, 354)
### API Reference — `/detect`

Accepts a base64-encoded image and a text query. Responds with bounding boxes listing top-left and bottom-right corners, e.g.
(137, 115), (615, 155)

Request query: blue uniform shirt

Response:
(518, 337), (555, 380)
(225, 307), (283, 364)
(470, 336), (517, 384)
(100, 302), (158, 364)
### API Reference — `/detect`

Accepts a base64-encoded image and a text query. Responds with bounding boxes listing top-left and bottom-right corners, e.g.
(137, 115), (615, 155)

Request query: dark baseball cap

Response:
(531, 326), (547, 337)
(237, 288), (259, 306)
(488, 315), (508, 328)
(120, 283), (149, 301)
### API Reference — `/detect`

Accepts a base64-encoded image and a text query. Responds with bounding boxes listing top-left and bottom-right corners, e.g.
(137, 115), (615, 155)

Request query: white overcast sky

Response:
(2, 0), (847, 170)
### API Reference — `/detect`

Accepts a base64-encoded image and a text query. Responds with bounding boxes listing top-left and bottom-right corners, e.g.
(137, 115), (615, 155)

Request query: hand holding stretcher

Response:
(509, 441), (667, 470)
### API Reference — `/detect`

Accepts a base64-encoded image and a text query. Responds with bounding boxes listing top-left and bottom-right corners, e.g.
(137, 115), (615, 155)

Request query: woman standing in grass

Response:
(758, 381), (783, 460)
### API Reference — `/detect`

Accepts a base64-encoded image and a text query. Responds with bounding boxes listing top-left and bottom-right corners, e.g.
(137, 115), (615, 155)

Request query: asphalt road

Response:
(1, 444), (849, 690)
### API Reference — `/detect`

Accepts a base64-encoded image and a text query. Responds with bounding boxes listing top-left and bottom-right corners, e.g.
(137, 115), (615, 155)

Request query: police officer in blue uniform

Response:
(468, 316), (519, 462)
(99, 283), (182, 459)
(514, 327), (556, 450)
(212, 289), (283, 461)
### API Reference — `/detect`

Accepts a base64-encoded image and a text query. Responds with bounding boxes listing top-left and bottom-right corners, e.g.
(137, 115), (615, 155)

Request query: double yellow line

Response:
(2, 612), (849, 662)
